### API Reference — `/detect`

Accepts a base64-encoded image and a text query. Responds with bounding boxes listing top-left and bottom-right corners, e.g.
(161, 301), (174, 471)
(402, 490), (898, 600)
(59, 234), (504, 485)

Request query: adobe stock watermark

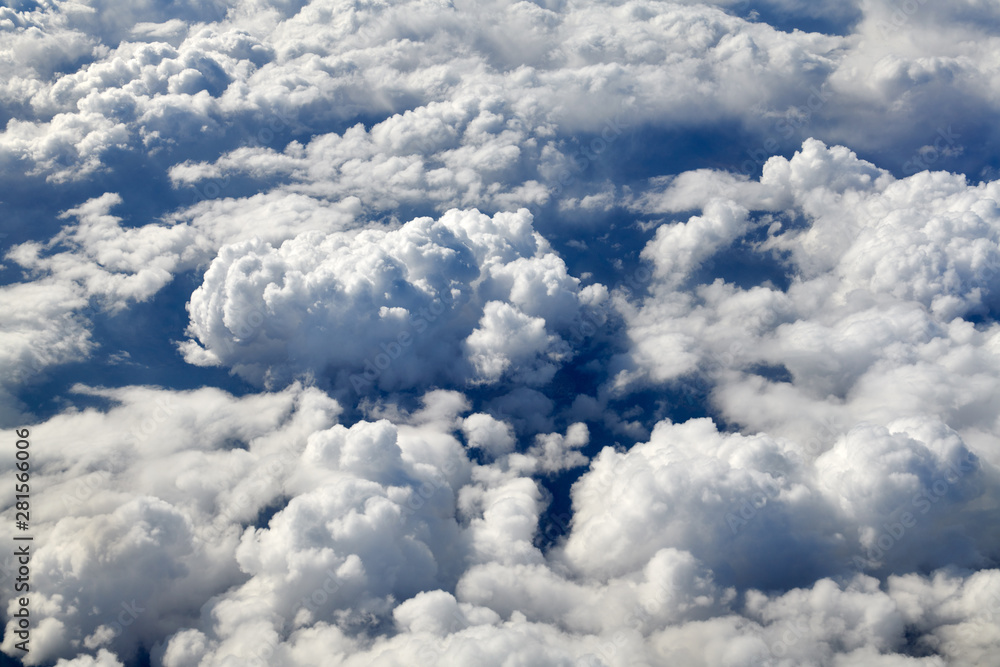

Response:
(83, 599), (146, 650)
(873, 0), (931, 39)
(550, 100), (633, 199)
(902, 126), (961, 176)
(348, 291), (462, 395)
(188, 108), (295, 205)
(739, 86), (831, 178)
(847, 449), (979, 572)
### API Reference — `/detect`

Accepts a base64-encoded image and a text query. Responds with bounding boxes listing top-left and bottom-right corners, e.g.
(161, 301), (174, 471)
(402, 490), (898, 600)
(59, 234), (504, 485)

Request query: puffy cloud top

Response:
(181, 207), (608, 392)
(4, 1), (1000, 666)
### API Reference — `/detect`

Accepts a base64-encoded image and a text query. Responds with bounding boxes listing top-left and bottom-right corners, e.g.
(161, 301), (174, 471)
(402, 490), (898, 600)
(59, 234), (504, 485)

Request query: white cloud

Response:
(461, 412), (516, 459)
(5, 1), (1000, 666)
(621, 140), (1000, 451)
(640, 199), (752, 289)
(0, 382), (340, 664)
(8, 193), (209, 309)
(54, 649), (125, 667)
(3, 380), (999, 666)
(0, 279), (92, 425)
(465, 300), (569, 385)
(180, 207), (603, 393)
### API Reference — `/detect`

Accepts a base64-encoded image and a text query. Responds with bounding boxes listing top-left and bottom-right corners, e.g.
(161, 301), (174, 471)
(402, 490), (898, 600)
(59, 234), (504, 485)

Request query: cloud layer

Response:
(2, 1), (1000, 666)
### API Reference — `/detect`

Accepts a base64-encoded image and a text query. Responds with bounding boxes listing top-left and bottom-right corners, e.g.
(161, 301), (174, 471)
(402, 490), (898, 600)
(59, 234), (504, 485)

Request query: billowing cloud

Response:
(0, 280), (93, 424)
(4, 0), (1000, 666)
(621, 139), (1000, 447)
(180, 207), (608, 393)
(3, 379), (998, 666)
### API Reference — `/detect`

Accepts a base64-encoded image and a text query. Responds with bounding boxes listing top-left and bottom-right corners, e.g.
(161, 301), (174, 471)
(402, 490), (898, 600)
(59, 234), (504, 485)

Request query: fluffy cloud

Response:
(180, 207), (607, 393)
(562, 414), (998, 588)
(0, 187), (361, 422)
(0, 382), (341, 664)
(8, 193), (209, 309)
(0, 384), (600, 665)
(620, 139), (1000, 452)
(5, 1), (1000, 666)
(0, 279), (93, 424)
(4, 0), (983, 190)
(4, 379), (1000, 666)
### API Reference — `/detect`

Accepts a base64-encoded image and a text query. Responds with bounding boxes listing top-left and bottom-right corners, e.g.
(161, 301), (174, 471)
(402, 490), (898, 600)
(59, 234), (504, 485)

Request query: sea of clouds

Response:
(2, 0), (1000, 665)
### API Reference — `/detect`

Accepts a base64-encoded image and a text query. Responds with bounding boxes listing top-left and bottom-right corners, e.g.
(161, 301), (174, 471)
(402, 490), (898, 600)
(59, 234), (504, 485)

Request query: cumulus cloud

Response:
(180, 207), (607, 393)
(0, 279), (93, 424)
(4, 0), (984, 190)
(620, 139), (1000, 450)
(5, 0), (1000, 666)
(33, 386), (963, 667)
(0, 382), (340, 664)
(4, 378), (1000, 666)
(8, 193), (208, 309)
(0, 185), (361, 422)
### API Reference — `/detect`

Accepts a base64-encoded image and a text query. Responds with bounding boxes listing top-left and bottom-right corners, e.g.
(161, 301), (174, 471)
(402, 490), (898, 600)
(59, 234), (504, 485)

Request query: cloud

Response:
(0, 279), (93, 424)
(7, 193), (209, 309)
(460, 412), (516, 460)
(0, 0), (995, 220)
(180, 207), (606, 394)
(54, 649), (125, 667)
(3, 379), (1000, 666)
(605, 138), (1000, 596)
(0, 382), (340, 665)
(5, 1), (1000, 666)
(620, 140), (1000, 447)
(0, 188), (361, 421)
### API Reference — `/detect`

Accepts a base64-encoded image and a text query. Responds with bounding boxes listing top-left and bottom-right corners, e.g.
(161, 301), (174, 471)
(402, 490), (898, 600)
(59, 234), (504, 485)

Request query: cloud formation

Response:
(2, 1), (1000, 666)
(180, 207), (608, 394)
